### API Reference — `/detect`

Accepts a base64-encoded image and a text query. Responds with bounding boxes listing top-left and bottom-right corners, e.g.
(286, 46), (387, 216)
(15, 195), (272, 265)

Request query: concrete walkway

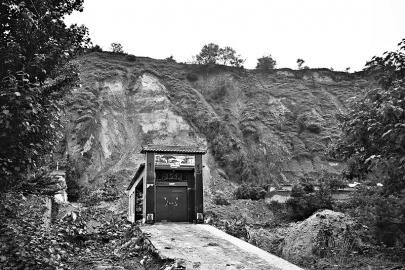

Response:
(141, 223), (302, 270)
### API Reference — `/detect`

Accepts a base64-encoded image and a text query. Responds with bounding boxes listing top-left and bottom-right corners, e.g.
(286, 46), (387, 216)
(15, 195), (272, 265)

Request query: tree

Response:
(334, 38), (405, 194)
(218, 46), (244, 67)
(110, 42), (124, 53)
(333, 39), (405, 246)
(297, 58), (305, 69)
(0, 0), (90, 191)
(195, 43), (244, 67)
(286, 180), (333, 221)
(218, 46), (235, 65)
(256, 55), (277, 71)
(195, 43), (220, 65)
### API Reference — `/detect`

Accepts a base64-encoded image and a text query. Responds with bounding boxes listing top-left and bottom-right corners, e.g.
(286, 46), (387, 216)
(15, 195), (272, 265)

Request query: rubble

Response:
(0, 193), (170, 270)
(281, 209), (368, 264)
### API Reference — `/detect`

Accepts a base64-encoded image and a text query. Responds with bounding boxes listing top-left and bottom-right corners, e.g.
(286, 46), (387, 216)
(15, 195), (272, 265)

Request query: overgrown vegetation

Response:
(0, 192), (169, 270)
(336, 186), (405, 248)
(333, 38), (405, 248)
(0, 0), (90, 192)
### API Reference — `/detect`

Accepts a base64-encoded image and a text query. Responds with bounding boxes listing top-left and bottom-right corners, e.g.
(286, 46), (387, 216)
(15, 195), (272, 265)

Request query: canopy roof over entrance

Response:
(126, 163), (145, 191)
(141, 144), (206, 154)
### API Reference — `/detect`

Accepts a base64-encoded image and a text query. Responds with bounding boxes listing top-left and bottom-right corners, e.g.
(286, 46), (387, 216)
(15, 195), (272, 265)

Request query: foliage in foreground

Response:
(332, 38), (405, 247)
(0, 192), (163, 270)
(334, 38), (405, 194)
(0, 0), (90, 191)
(0, 193), (61, 269)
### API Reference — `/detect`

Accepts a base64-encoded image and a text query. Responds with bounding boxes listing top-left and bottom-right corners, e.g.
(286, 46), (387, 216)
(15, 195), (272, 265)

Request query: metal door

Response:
(156, 186), (188, 222)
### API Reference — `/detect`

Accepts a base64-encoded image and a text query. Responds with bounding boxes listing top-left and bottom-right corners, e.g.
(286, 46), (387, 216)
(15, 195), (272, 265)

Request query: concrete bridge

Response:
(141, 223), (302, 270)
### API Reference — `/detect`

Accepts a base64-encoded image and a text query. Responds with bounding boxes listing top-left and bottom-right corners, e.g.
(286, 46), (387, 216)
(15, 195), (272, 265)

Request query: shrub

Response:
(326, 176), (347, 190)
(110, 42), (124, 53)
(302, 182), (315, 193)
(286, 182), (333, 221)
(234, 184), (267, 200)
(297, 58), (305, 69)
(213, 192), (230, 205)
(165, 55), (176, 62)
(256, 55), (277, 71)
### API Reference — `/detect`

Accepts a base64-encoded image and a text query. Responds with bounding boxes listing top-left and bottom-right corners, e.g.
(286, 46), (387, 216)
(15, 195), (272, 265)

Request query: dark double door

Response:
(156, 186), (188, 222)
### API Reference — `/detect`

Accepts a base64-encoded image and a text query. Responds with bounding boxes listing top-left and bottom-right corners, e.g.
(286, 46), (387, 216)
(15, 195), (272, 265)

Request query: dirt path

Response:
(141, 223), (302, 270)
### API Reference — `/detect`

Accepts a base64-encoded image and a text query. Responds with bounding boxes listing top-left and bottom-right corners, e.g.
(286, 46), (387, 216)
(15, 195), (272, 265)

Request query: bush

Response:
(234, 184), (267, 200)
(165, 55), (176, 62)
(256, 55), (277, 71)
(302, 182), (315, 193)
(286, 183), (333, 221)
(110, 42), (124, 53)
(213, 192), (230, 205)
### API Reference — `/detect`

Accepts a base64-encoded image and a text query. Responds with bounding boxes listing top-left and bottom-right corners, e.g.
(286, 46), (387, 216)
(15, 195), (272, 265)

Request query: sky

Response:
(65, 0), (405, 71)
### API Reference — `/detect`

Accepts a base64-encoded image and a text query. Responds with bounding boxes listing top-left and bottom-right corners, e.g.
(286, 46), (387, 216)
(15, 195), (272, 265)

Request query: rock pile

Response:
(281, 210), (368, 264)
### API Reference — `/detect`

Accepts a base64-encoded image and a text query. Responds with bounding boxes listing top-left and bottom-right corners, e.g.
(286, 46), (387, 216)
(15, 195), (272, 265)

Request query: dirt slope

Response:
(62, 52), (374, 197)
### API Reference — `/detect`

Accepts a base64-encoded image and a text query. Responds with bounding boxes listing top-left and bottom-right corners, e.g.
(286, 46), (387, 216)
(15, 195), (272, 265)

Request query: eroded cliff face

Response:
(66, 70), (209, 191)
(63, 52), (374, 196)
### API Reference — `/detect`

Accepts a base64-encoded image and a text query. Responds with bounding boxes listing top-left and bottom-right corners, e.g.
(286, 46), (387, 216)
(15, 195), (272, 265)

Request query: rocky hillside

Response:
(63, 52), (375, 197)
